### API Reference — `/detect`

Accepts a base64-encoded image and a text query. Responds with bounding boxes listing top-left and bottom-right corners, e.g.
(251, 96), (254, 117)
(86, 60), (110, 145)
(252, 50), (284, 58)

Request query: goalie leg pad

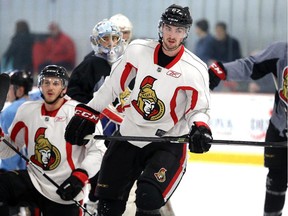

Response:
(135, 182), (164, 211)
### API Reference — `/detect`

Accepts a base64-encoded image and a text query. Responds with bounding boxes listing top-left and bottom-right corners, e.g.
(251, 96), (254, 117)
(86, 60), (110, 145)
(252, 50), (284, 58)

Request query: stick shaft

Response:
(85, 135), (287, 148)
(2, 138), (93, 216)
(0, 73), (10, 112)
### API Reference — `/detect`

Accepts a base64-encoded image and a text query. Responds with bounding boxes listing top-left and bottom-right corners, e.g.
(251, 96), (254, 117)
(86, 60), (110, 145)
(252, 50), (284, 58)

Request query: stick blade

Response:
(0, 73), (10, 111)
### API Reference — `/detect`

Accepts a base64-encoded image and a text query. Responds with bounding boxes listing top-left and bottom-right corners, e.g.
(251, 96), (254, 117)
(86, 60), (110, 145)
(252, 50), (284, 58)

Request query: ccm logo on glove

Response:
(75, 106), (99, 124)
(209, 62), (226, 80)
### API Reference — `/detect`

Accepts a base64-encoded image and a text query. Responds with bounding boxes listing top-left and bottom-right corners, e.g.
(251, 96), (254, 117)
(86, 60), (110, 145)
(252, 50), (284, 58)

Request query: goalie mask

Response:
(158, 4), (193, 42)
(90, 19), (124, 64)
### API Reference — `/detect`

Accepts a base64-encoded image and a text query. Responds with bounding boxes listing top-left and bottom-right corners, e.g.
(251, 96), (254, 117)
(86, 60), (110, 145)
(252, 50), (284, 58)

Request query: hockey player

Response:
(0, 65), (106, 216)
(0, 70), (34, 215)
(0, 70), (34, 135)
(65, 4), (212, 216)
(208, 41), (287, 216)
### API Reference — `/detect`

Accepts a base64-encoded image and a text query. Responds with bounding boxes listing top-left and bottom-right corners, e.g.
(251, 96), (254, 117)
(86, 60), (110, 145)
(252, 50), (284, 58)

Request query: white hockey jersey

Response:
(89, 39), (211, 147)
(0, 97), (106, 204)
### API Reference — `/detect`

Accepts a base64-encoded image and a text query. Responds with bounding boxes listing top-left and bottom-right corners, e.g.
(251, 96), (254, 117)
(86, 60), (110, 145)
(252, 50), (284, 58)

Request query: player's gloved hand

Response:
(208, 61), (227, 90)
(57, 168), (88, 201)
(188, 122), (212, 153)
(65, 104), (100, 146)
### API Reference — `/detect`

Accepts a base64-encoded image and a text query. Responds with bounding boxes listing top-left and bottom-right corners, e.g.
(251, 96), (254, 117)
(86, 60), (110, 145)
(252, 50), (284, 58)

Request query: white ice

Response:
(171, 160), (288, 216)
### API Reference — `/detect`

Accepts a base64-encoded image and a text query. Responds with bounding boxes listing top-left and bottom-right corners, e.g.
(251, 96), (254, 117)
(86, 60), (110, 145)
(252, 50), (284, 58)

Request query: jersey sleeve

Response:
(79, 122), (106, 178)
(224, 42), (283, 81)
(184, 61), (211, 127)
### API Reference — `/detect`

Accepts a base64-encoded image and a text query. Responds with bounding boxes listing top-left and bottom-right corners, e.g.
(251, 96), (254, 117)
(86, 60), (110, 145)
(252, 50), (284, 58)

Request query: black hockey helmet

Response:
(160, 4), (193, 28)
(10, 69), (33, 95)
(38, 65), (69, 88)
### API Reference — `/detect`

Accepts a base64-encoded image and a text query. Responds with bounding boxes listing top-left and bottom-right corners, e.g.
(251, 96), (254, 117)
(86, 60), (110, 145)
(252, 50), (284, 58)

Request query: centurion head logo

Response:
(154, 168), (167, 183)
(30, 127), (61, 170)
(132, 76), (165, 121)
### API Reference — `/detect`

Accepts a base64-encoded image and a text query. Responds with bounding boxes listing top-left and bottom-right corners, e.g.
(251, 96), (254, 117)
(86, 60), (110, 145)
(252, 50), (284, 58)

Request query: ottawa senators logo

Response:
(132, 76), (165, 121)
(115, 87), (131, 113)
(279, 67), (288, 104)
(154, 168), (167, 183)
(30, 127), (61, 170)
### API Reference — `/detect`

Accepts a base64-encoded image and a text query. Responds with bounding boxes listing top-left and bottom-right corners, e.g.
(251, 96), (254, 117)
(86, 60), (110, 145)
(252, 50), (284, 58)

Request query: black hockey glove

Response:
(208, 61), (227, 90)
(65, 104), (100, 146)
(189, 122), (212, 153)
(57, 168), (88, 201)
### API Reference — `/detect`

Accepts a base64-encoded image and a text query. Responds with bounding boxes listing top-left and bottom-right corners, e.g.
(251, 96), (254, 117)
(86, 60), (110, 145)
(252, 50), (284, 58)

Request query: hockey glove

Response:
(57, 168), (88, 201)
(65, 104), (100, 146)
(208, 61), (227, 90)
(189, 122), (212, 153)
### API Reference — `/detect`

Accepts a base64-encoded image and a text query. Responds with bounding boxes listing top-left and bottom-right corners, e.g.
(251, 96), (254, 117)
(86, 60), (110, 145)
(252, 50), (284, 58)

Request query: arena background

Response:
(0, 0), (287, 66)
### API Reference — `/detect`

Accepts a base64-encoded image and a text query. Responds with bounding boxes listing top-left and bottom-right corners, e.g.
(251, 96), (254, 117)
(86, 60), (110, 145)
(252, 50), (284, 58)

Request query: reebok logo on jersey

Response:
(54, 116), (67, 122)
(166, 70), (181, 78)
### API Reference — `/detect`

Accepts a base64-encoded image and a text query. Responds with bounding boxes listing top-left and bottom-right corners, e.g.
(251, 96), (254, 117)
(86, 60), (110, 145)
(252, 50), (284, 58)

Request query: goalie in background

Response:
(208, 41), (287, 216)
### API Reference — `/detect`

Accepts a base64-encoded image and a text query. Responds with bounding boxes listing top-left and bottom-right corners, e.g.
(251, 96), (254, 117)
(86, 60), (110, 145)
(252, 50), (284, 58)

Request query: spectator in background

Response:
(39, 22), (76, 72)
(194, 19), (215, 65)
(211, 21), (244, 92)
(1, 20), (34, 72)
(211, 21), (242, 62)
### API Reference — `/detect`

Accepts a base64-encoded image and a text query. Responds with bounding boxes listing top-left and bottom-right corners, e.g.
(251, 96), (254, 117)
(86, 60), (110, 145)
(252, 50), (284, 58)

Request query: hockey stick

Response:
(1, 138), (94, 216)
(0, 73), (10, 112)
(84, 134), (287, 148)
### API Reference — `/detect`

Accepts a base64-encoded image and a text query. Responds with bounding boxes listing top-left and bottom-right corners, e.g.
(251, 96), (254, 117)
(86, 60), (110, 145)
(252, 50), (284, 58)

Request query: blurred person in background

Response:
(208, 41), (287, 216)
(1, 20), (34, 72)
(38, 22), (76, 73)
(211, 21), (241, 62)
(193, 19), (215, 65)
(211, 21), (245, 92)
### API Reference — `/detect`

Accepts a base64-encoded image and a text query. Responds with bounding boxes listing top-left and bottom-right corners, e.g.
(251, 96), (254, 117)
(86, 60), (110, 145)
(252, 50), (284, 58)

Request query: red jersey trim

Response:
(170, 86), (198, 124)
